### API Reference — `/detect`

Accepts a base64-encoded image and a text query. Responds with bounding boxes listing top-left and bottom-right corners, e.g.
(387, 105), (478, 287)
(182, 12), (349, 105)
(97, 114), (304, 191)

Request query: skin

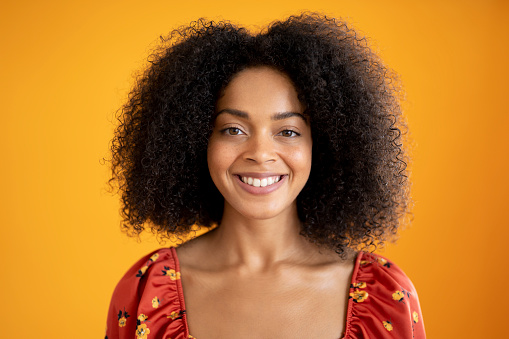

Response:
(176, 67), (356, 339)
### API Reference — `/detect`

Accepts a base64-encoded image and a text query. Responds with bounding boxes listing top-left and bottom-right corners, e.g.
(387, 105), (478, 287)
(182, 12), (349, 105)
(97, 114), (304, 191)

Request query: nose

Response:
(244, 133), (276, 163)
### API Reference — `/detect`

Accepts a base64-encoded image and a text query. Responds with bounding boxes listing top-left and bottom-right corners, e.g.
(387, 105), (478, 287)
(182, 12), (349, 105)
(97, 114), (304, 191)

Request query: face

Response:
(207, 66), (312, 221)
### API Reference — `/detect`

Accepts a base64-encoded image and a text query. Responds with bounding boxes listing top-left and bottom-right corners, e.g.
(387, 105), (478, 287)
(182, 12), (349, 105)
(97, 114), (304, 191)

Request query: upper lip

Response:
(235, 172), (285, 179)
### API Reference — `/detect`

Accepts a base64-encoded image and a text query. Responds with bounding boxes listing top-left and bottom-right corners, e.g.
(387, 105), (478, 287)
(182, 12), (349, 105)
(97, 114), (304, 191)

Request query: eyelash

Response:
(278, 129), (300, 137)
(221, 127), (245, 136)
(220, 127), (300, 137)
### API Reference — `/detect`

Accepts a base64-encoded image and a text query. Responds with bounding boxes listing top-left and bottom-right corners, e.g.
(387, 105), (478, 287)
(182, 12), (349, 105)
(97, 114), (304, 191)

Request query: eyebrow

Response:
(214, 108), (307, 122)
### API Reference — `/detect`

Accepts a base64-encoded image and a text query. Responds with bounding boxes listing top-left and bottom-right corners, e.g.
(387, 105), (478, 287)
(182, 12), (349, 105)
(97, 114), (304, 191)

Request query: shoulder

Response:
(105, 248), (188, 338)
(110, 248), (178, 298)
(355, 252), (418, 294)
(344, 252), (426, 339)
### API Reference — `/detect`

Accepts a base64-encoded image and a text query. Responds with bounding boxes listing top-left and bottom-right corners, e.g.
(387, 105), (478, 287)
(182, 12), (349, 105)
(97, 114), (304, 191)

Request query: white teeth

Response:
(240, 176), (282, 187)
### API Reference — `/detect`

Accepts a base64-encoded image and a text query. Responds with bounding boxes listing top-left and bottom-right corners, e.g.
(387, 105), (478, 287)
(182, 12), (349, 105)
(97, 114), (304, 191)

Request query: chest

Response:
(181, 268), (350, 339)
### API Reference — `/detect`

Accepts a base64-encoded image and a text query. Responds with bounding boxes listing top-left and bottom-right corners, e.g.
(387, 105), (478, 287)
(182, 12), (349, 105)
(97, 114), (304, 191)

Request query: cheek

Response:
(300, 150), (313, 178)
(206, 142), (221, 179)
(290, 142), (313, 175)
(207, 139), (235, 180)
(293, 146), (312, 163)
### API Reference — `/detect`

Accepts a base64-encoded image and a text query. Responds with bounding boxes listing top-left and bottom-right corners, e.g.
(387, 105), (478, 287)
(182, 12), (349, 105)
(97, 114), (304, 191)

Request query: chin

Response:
(242, 210), (282, 221)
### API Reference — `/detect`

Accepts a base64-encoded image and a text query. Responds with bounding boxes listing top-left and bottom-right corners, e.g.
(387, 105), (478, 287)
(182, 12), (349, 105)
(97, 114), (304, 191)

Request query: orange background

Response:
(1, 0), (508, 338)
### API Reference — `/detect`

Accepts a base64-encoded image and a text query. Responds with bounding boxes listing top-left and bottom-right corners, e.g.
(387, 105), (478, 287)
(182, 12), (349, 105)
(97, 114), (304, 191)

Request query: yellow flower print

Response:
(188, 336), (195, 339)
(138, 314), (148, 322)
(392, 290), (404, 301)
(152, 297), (160, 308)
(149, 253), (159, 262)
(118, 317), (127, 327)
(136, 323), (150, 339)
(377, 257), (391, 268)
(117, 309), (130, 327)
(359, 260), (370, 265)
(413, 311), (419, 323)
(169, 269), (181, 280)
(352, 281), (366, 288)
(136, 265), (149, 277)
(383, 320), (393, 331)
(162, 266), (181, 280)
(167, 311), (179, 320)
(350, 289), (369, 303)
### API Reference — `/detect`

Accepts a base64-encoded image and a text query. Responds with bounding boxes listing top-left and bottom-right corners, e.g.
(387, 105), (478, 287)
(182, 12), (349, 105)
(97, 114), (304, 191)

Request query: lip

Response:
(235, 172), (284, 179)
(234, 174), (286, 195)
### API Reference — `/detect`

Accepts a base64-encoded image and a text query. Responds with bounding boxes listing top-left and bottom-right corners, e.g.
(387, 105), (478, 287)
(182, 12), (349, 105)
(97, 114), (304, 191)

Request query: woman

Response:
(105, 13), (425, 339)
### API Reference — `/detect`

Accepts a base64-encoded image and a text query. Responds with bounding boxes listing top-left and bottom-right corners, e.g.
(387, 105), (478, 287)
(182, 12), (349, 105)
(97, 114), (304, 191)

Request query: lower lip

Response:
(235, 175), (286, 195)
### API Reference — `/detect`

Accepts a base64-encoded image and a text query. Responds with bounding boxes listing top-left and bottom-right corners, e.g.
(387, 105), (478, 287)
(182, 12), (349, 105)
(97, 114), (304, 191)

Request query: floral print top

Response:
(105, 248), (425, 338)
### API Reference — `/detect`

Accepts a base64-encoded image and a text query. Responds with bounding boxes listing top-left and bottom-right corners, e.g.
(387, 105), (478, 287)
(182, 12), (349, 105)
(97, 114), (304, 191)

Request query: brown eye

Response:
(280, 130), (299, 137)
(228, 128), (241, 135)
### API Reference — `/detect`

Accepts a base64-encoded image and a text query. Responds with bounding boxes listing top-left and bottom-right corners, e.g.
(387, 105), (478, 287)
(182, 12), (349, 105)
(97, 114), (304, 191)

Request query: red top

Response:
(105, 248), (425, 339)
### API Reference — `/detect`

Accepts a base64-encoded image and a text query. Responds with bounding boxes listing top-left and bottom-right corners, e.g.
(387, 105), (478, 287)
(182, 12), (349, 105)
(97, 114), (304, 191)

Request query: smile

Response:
(234, 174), (287, 195)
(239, 175), (282, 187)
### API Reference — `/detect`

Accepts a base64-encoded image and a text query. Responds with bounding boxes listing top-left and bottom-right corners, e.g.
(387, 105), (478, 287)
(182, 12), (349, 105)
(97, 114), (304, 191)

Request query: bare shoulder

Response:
(300, 245), (357, 285)
(299, 243), (358, 271)
(174, 230), (218, 270)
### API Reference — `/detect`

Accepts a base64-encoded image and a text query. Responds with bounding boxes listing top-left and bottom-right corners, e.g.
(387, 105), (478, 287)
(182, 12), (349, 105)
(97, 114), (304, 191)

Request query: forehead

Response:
(215, 67), (305, 116)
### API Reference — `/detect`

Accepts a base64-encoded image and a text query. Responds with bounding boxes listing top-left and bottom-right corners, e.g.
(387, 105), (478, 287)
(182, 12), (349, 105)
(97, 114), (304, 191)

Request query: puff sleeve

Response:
(343, 252), (425, 338)
(104, 248), (191, 339)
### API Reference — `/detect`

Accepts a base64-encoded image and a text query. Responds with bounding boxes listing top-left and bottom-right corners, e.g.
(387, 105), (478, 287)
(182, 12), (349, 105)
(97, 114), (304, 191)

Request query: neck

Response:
(207, 201), (313, 271)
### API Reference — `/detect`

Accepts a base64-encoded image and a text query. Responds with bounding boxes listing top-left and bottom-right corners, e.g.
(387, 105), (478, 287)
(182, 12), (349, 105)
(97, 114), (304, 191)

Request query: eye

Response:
(278, 129), (300, 137)
(222, 127), (245, 136)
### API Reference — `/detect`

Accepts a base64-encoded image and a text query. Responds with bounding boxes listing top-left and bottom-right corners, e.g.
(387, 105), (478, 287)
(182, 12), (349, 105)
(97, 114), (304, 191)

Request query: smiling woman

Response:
(105, 13), (425, 339)
(208, 67), (312, 220)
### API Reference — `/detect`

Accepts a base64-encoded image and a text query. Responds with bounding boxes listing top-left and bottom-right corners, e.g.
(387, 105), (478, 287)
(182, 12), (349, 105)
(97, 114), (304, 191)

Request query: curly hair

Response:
(109, 13), (410, 254)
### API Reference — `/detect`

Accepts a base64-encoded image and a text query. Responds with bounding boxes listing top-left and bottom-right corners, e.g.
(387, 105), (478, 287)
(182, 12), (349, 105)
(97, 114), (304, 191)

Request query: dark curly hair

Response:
(109, 13), (410, 254)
